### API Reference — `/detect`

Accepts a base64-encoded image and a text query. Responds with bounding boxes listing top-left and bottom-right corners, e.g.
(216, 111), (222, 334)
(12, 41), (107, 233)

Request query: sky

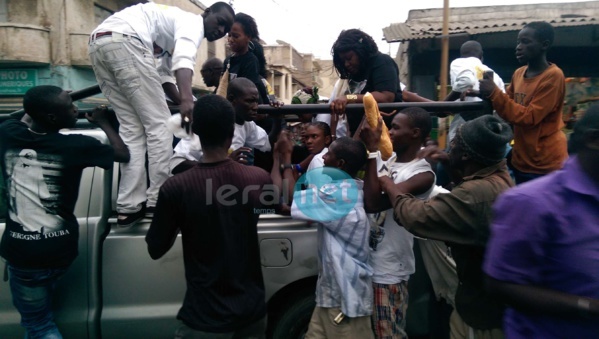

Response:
(202, 0), (593, 59)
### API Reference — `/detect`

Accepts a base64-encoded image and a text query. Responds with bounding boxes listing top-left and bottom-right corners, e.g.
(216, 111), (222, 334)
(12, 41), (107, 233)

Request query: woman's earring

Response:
(248, 40), (255, 50)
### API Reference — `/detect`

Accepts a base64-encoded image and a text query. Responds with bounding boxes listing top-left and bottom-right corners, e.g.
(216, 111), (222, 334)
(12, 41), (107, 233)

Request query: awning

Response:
(384, 16), (598, 42)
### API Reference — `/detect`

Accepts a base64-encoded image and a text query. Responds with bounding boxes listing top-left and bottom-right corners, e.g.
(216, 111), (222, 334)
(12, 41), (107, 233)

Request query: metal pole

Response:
(255, 101), (490, 115)
(1, 101), (493, 124)
(8, 84), (102, 120)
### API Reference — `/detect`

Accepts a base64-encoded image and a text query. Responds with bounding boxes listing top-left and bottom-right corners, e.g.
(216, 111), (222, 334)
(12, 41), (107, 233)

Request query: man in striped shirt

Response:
(279, 135), (373, 339)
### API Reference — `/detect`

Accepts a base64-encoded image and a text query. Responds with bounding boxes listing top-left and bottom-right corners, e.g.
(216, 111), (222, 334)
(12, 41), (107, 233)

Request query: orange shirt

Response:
(489, 64), (567, 174)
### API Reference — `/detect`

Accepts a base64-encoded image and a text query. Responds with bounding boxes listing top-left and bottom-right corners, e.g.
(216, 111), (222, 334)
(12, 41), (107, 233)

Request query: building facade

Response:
(0, 0), (227, 112)
(263, 40), (325, 103)
(383, 1), (599, 101)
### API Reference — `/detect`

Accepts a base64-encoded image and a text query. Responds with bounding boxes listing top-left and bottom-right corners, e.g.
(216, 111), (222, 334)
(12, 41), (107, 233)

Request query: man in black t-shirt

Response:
(0, 85), (129, 338)
(146, 94), (277, 338)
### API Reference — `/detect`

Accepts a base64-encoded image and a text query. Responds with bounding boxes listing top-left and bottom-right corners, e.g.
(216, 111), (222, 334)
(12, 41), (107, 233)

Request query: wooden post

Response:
(440, 0), (450, 99)
(438, 0), (450, 149)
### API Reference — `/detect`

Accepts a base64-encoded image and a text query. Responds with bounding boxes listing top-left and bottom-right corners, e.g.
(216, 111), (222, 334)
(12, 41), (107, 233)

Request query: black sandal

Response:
(117, 208), (145, 228)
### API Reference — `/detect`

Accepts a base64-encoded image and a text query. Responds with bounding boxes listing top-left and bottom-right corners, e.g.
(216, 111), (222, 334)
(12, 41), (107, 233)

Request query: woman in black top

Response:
(223, 13), (269, 105)
(223, 13), (283, 171)
(330, 29), (403, 136)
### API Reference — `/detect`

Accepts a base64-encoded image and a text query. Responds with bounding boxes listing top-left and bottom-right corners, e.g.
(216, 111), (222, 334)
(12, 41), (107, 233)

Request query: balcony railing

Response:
(0, 23), (50, 65)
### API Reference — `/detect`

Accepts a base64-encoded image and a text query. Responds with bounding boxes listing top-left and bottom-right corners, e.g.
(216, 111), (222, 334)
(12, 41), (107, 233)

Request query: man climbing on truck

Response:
(0, 85), (129, 338)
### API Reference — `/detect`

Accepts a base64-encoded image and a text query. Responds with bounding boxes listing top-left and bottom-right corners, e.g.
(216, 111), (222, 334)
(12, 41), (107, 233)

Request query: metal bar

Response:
(82, 101), (491, 116)
(0, 100), (492, 123)
(69, 84), (102, 101)
(7, 84), (103, 120)
(255, 101), (491, 115)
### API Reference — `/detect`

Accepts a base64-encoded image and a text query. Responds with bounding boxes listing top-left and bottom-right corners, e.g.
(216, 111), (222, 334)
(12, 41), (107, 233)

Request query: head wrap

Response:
(455, 115), (513, 165)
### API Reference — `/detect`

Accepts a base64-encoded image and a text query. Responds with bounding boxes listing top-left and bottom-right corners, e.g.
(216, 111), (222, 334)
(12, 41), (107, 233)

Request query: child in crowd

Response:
(360, 108), (436, 339)
(289, 87), (319, 145)
(271, 121), (332, 193)
(475, 21), (567, 184)
(289, 87), (320, 169)
(274, 132), (374, 338)
(304, 122), (333, 172)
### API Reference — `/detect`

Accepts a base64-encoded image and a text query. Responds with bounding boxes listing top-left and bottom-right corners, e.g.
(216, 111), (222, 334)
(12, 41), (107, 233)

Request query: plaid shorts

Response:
(371, 281), (409, 339)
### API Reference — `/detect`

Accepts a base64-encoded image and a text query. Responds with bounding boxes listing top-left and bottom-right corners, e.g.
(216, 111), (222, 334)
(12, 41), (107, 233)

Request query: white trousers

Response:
(88, 33), (173, 213)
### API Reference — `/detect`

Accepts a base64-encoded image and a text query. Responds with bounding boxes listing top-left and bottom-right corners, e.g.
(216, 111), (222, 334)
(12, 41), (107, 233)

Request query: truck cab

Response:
(0, 126), (318, 338)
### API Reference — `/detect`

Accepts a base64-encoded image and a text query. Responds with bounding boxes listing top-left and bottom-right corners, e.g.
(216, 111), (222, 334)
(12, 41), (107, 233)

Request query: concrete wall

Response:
(0, 0), (326, 109)
(0, 0), (228, 101)
(400, 24), (599, 101)
(313, 59), (337, 100)
(263, 42), (324, 103)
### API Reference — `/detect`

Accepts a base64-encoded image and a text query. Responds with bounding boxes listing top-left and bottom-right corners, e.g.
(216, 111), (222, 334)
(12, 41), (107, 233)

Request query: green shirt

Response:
(392, 160), (514, 330)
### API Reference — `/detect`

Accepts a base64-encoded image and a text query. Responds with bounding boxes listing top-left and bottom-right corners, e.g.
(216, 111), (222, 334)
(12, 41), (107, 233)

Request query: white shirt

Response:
(369, 157), (435, 284)
(315, 79), (353, 138)
(93, 3), (204, 78)
(307, 147), (327, 172)
(448, 57), (506, 143)
(417, 185), (458, 307)
(450, 57), (505, 96)
(169, 121), (270, 173)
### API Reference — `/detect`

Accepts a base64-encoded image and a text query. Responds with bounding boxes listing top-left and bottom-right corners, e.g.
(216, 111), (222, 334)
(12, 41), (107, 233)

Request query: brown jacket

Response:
(392, 160), (514, 330)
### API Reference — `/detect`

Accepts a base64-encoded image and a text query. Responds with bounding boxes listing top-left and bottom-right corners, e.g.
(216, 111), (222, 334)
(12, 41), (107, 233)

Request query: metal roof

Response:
(383, 1), (599, 42)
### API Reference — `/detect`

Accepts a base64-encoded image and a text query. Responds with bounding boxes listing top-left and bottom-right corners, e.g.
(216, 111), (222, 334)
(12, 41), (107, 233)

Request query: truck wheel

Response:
(271, 292), (315, 339)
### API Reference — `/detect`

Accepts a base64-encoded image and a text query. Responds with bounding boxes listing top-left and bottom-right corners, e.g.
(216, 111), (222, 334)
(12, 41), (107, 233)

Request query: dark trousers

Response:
(174, 317), (267, 339)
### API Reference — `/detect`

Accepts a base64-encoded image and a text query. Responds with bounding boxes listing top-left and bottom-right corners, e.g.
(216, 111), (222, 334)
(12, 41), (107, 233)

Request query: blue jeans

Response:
(8, 264), (68, 339)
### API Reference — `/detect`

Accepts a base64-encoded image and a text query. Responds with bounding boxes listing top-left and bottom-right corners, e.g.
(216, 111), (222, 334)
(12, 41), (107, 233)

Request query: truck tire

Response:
(271, 291), (315, 339)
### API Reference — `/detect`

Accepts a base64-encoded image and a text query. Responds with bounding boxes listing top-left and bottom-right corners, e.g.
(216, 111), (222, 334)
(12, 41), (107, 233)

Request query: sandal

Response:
(117, 208), (145, 228)
(145, 206), (156, 218)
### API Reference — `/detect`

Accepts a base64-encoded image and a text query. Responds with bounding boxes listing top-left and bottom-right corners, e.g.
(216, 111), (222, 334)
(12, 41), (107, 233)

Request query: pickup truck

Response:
(0, 126), (318, 339)
(0, 98), (485, 338)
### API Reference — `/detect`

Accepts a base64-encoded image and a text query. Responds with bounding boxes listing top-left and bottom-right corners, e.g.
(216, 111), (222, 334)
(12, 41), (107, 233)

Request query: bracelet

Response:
(294, 163), (304, 173)
(280, 163), (293, 172)
(367, 150), (379, 159)
(346, 94), (358, 101)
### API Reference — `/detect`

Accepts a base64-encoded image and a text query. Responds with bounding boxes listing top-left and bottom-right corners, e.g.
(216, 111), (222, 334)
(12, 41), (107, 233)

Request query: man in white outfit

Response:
(437, 41), (507, 187)
(445, 41), (506, 143)
(88, 2), (234, 227)
(169, 78), (273, 175)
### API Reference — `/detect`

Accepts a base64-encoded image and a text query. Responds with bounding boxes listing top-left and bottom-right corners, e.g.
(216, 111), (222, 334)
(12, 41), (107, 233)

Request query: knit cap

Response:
(455, 115), (513, 165)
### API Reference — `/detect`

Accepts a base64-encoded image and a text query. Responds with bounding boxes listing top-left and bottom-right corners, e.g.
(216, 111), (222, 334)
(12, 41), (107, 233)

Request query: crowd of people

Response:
(0, 1), (597, 338)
